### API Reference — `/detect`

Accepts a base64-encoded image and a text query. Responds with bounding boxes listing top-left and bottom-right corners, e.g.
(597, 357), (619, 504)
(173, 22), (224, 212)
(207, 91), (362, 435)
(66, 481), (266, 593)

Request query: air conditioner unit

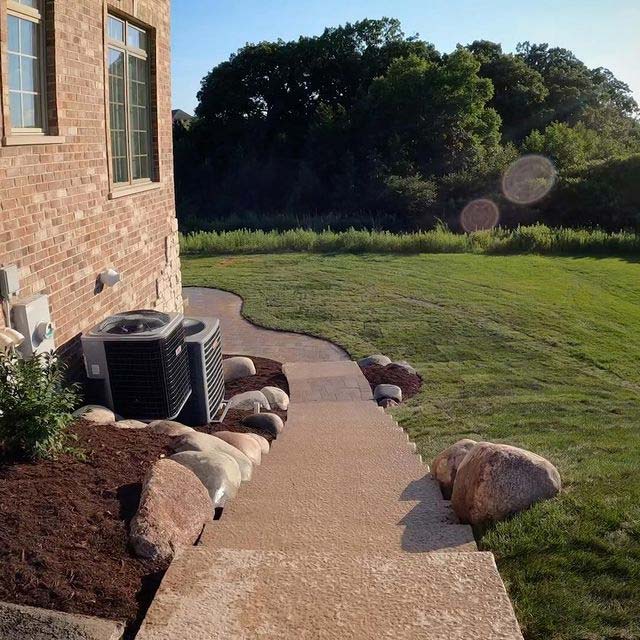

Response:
(178, 316), (225, 425)
(81, 310), (191, 421)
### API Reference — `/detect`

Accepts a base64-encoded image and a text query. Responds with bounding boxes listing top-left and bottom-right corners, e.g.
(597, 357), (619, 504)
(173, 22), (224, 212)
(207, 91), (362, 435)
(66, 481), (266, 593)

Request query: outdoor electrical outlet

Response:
(0, 265), (20, 298)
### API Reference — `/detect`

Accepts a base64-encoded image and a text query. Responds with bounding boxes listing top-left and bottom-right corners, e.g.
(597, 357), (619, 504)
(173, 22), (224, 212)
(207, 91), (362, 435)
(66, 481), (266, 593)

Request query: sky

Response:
(171, 0), (640, 115)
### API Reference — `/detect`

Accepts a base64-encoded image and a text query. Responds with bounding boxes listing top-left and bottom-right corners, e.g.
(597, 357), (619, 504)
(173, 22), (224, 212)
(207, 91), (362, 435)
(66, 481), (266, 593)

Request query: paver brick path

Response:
(136, 288), (523, 639)
(185, 287), (348, 363)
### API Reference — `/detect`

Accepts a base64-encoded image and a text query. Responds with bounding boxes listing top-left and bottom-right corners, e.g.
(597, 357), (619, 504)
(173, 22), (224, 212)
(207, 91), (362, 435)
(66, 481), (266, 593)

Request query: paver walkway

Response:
(185, 287), (348, 363)
(136, 289), (523, 640)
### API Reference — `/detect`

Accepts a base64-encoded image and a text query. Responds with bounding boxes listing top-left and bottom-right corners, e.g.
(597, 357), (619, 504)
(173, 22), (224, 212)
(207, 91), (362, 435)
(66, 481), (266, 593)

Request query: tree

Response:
(467, 40), (548, 142)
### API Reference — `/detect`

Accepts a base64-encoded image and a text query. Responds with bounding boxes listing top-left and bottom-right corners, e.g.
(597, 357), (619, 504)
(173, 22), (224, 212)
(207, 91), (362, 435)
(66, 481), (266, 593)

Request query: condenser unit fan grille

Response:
(203, 325), (224, 410)
(104, 324), (190, 419)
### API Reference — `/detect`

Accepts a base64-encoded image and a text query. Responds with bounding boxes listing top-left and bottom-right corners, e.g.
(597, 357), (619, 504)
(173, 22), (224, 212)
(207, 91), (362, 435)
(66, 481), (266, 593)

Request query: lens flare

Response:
(460, 198), (500, 232)
(502, 155), (557, 205)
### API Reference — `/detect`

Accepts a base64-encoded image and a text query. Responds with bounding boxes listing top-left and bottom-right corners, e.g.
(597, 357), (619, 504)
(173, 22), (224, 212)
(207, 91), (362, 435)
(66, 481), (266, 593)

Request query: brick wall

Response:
(0, 0), (182, 352)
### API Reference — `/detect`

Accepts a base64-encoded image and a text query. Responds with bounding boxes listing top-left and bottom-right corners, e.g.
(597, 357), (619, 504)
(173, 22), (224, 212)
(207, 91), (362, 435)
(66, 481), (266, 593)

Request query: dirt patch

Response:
(360, 363), (423, 400)
(0, 421), (172, 634)
(197, 355), (288, 443)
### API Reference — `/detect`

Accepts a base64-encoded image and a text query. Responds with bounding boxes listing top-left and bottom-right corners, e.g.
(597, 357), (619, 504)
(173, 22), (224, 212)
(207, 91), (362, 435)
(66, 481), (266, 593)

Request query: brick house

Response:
(0, 0), (182, 361)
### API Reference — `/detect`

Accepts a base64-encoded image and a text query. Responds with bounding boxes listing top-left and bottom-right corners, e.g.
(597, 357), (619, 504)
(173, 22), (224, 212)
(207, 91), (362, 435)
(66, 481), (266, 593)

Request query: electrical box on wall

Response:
(0, 265), (20, 298)
(11, 294), (56, 359)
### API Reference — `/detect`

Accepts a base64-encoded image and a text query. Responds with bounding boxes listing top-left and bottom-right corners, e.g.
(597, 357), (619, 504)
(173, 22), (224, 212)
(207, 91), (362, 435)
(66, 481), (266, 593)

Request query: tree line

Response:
(174, 18), (640, 232)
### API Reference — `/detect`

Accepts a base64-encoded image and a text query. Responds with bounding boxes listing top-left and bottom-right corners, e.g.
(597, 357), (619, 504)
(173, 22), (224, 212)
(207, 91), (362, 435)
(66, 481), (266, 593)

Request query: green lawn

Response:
(183, 252), (640, 640)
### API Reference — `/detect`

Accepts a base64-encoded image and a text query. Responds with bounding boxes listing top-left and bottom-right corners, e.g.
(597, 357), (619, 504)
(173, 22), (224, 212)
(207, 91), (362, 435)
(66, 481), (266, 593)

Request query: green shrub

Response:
(0, 351), (80, 460)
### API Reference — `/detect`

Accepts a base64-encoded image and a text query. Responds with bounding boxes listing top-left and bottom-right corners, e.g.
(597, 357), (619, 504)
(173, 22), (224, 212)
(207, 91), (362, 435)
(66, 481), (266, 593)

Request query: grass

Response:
(180, 224), (640, 257)
(183, 252), (640, 640)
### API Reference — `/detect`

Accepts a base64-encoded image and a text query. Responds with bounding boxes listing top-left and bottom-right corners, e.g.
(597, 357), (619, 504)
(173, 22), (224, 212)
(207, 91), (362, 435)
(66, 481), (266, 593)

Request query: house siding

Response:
(0, 0), (182, 353)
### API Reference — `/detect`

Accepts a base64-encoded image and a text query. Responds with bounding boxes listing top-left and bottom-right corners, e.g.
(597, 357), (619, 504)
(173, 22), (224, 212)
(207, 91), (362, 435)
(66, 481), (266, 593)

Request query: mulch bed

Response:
(360, 363), (423, 400)
(0, 421), (172, 635)
(0, 354), (289, 636)
(197, 355), (288, 443)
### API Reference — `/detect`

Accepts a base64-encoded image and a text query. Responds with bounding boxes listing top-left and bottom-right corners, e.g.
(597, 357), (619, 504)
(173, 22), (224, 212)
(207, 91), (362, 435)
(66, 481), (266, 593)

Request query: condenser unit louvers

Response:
(81, 310), (191, 421)
(178, 316), (225, 426)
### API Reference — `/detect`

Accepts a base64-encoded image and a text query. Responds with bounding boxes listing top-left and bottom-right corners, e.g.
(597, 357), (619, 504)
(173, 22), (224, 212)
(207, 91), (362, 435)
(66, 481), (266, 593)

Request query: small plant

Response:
(0, 350), (80, 460)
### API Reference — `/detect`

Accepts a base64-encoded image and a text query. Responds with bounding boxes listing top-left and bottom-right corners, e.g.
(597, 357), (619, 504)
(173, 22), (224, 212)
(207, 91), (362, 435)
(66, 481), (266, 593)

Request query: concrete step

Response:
(135, 547), (523, 640)
(284, 361), (374, 402)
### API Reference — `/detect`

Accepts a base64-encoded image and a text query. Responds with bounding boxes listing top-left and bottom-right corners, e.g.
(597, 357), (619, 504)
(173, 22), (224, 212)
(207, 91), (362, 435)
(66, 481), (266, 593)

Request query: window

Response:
(7, 0), (46, 131)
(107, 15), (153, 186)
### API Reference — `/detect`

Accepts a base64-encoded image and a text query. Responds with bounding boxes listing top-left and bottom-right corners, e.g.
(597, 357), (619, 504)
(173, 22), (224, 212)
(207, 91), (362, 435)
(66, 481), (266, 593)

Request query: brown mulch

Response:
(0, 355), (289, 635)
(0, 421), (172, 633)
(360, 363), (423, 400)
(196, 355), (288, 443)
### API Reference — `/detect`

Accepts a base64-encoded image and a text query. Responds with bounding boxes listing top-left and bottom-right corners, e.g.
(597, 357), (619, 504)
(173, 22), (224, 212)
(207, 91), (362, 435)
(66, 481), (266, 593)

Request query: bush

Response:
(0, 351), (80, 460)
(545, 154), (640, 229)
(180, 224), (640, 257)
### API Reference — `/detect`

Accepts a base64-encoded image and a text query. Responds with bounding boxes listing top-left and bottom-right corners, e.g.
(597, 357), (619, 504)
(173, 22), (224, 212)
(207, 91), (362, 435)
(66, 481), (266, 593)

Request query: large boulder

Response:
(246, 432), (270, 455)
(213, 431), (262, 466)
(223, 357), (256, 382)
(261, 386), (290, 411)
(73, 405), (115, 425)
(373, 384), (403, 403)
(242, 413), (284, 438)
(130, 459), (212, 561)
(172, 431), (254, 482)
(358, 354), (392, 368)
(451, 442), (561, 525)
(431, 439), (477, 499)
(227, 391), (271, 412)
(148, 420), (195, 437)
(170, 450), (241, 509)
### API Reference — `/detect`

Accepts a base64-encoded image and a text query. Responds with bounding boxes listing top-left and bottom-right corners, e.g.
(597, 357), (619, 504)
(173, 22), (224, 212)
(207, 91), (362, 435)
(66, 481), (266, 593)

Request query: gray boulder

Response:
(392, 360), (417, 375)
(223, 356), (256, 382)
(170, 450), (241, 509)
(73, 405), (115, 424)
(451, 442), (561, 525)
(227, 390), (271, 411)
(261, 386), (290, 411)
(172, 431), (254, 481)
(431, 439), (477, 499)
(242, 413), (284, 438)
(148, 420), (195, 437)
(213, 431), (262, 466)
(358, 354), (392, 368)
(373, 384), (403, 403)
(130, 459), (212, 561)
(378, 398), (400, 409)
(115, 419), (147, 430)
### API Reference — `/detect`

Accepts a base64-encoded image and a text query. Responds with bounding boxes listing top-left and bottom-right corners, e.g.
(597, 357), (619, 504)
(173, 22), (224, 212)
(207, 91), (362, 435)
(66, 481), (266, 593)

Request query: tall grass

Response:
(180, 224), (640, 257)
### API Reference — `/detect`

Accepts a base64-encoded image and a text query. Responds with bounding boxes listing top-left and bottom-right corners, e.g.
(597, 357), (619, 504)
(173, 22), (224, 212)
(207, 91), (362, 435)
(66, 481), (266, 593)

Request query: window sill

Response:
(108, 181), (162, 199)
(2, 134), (66, 147)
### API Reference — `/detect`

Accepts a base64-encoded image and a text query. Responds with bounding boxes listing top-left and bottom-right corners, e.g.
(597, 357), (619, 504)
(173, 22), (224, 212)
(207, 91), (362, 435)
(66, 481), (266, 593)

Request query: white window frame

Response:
(6, 0), (48, 135)
(106, 14), (154, 188)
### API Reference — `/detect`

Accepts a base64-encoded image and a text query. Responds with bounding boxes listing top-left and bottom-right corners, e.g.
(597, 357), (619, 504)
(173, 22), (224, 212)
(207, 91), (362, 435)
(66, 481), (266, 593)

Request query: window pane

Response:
(20, 19), (37, 56)
(9, 93), (23, 128)
(127, 24), (147, 51)
(108, 16), (124, 42)
(15, 0), (38, 7)
(8, 16), (20, 52)
(21, 56), (38, 92)
(108, 48), (128, 183)
(21, 93), (39, 127)
(9, 54), (21, 91)
(129, 55), (150, 180)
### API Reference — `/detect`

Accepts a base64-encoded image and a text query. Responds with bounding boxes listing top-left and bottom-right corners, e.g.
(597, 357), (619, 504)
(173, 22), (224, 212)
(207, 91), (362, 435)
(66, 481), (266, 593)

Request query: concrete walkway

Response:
(136, 290), (523, 639)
